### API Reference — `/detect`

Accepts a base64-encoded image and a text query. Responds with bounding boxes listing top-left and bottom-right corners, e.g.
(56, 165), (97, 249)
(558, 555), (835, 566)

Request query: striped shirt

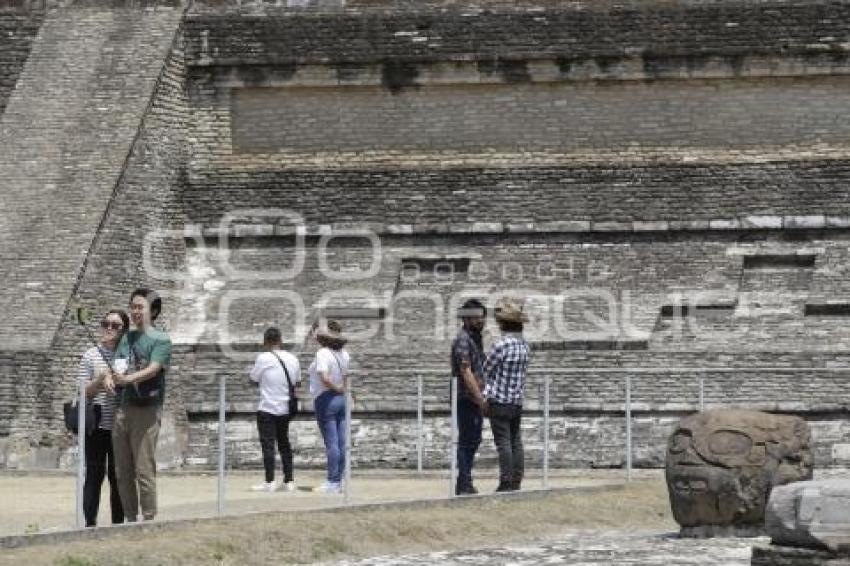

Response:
(482, 333), (531, 406)
(75, 346), (117, 431)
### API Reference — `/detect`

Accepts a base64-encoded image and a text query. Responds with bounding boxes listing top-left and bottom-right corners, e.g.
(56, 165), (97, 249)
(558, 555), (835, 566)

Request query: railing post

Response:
(450, 375), (458, 498)
(344, 381), (352, 505)
(417, 374), (423, 474)
(76, 375), (86, 529)
(543, 374), (550, 490)
(217, 374), (226, 516)
(625, 374), (632, 482)
(699, 375), (705, 412)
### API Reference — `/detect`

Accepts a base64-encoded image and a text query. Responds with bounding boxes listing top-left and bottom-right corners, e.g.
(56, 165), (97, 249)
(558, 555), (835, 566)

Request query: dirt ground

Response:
(0, 472), (674, 566)
(0, 468), (642, 536)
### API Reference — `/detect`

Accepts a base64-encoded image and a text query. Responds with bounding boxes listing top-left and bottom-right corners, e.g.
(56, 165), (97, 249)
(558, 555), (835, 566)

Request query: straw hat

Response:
(494, 299), (528, 323)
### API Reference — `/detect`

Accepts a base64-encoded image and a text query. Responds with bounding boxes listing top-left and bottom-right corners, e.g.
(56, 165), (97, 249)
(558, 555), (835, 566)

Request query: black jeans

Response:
(84, 428), (124, 527)
(488, 402), (524, 490)
(456, 398), (483, 489)
(257, 411), (294, 484)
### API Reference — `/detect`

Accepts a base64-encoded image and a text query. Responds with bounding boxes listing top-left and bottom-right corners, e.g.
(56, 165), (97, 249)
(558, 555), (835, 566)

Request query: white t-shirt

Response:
(249, 350), (301, 416)
(309, 347), (350, 399)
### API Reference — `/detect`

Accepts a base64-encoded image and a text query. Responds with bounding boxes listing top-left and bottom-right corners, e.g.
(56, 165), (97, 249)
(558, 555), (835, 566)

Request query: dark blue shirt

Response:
(451, 327), (485, 401)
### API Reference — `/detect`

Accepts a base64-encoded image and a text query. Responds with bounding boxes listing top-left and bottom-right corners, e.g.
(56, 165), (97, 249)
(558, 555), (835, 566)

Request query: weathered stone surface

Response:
(666, 409), (813, 534)
(752, 544), (850, 566)
(765, 480), (850, 552)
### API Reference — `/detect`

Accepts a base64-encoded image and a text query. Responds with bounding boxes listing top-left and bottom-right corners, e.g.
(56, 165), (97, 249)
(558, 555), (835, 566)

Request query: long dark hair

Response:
(316, 319), (346, 351)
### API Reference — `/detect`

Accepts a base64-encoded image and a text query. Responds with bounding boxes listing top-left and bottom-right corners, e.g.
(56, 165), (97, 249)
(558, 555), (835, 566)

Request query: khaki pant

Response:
(112, 404), (160, 521)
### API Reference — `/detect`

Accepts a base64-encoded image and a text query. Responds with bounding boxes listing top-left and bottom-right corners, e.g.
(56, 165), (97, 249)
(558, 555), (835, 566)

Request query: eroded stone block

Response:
(766, 480), (850, 552)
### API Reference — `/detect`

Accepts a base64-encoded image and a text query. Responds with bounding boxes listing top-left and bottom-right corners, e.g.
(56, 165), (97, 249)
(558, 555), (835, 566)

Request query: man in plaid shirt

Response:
(482, 299), (531, 492)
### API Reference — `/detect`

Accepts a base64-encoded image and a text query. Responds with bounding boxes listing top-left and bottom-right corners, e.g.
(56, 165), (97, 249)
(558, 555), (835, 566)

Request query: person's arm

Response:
(461, 365), (484, 406)
(479, 343), (501, 416)
(119, 362), (163, 386)
(249, 354), (264, 388)
(293, 358), (301, 387)
(318, 351), (344, 393)
(454, 337), (484, 406)
(117, 335), (171, 385)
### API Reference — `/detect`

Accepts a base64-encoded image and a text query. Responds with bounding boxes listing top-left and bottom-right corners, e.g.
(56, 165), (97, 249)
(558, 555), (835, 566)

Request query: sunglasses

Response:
(100, 320), (124, 331)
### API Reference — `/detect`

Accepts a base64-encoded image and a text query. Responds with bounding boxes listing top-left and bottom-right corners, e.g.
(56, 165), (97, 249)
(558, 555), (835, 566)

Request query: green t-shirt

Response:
(115, 326), (172, 406)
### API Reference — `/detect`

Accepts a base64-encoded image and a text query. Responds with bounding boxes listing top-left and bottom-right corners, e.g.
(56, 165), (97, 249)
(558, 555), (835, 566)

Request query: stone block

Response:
(752, 545), (850, 566)
(666, 409), (813, 535)
(784, 215), (826, 229)
(766, 480), (850, 552)
(632, 220), (670, 232)
(534, 220), (590, 233)
(592, 221), (631, 232)
(825, 216), (850, 229)
(385, 224), (413, 234)
(471, 222), (504, 233)
(743, 215), (783, 229)
(709, 218), (742, 230)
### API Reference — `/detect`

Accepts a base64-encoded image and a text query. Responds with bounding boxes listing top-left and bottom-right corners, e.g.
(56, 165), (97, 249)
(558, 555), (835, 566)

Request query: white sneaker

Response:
(283, 481), (296, 492)
(313, 481), (341, 494)
(251, 481), (276, 492)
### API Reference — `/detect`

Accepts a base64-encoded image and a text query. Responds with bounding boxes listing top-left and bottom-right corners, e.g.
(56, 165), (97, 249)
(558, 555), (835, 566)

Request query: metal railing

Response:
(71, 365), (850, 525)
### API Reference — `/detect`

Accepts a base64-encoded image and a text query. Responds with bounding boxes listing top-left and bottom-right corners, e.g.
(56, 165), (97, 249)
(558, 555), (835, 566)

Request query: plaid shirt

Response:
(451, 327), (485, 401)
(483, 333), (530, 405)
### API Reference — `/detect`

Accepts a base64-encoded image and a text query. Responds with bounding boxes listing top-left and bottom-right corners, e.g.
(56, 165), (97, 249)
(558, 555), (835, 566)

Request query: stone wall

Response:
(186, 412), (850, 470)
(5, 1), (850, 470)
(0, 6), (186, 467)
(171, 230), (850, 468)
(0, 8), (44, 115)
(229, 78), (850, 154)
(185, 1), (850, 65)
(182, 163), (850, 228)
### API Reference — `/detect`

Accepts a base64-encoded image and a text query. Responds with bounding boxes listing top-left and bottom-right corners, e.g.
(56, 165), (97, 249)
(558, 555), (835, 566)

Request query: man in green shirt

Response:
(110, 288), (172, 522)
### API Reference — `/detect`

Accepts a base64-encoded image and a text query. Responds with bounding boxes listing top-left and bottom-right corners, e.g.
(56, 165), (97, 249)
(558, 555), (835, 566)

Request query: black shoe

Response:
(455, 483), (478, 496)
(495, 482), (512, 493)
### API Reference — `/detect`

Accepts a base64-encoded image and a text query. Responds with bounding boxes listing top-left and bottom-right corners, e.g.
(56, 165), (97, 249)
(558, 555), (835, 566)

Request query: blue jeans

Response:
(456, 398), (483, 488)
(314, 391), (346, 483)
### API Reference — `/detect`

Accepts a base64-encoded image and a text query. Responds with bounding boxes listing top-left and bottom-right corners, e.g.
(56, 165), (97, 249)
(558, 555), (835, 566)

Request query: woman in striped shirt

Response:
(76, 309), (129, 527)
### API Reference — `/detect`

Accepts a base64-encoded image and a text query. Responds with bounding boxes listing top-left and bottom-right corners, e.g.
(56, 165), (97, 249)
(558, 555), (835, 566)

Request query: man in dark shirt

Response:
(450, 298), (487, 495)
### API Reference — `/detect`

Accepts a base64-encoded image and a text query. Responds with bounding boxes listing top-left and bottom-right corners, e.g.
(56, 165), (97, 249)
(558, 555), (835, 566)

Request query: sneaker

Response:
(251, 481), (276, 492)
(313, 481), (342, 494)
(455, 484), (479, 496)
(282, 481), (296, 492)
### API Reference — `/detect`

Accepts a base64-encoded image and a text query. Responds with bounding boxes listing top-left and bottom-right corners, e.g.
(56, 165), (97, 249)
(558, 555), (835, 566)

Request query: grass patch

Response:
(3, 480), (673, 566)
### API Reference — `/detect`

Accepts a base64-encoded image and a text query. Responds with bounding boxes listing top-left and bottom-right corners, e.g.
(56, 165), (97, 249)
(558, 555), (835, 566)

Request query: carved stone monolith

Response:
(665, 409), (813, 536)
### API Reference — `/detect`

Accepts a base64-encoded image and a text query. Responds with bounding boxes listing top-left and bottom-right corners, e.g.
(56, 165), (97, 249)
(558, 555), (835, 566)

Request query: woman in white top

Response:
(249, 327), (301, 492)
(75, 309), (128, 527)
(309, 320), (350, 493)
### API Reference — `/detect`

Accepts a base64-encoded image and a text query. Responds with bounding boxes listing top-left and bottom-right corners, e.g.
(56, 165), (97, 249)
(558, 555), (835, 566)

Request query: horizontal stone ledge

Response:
(194, 216), (850, 239)
(0, 482), (624, 550)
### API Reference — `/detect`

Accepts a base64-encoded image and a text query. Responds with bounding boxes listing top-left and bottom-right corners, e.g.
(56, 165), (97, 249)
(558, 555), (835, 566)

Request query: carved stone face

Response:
(665, 409), (813, 529)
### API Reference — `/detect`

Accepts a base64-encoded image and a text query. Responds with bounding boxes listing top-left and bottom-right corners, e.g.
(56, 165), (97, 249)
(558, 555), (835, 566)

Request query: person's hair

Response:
(263, 327), (282, 345)
(498, 320), (524, 333)
(459, 298), (487, 320)
(317, 319), (345, 351)
(130, 288), (162, 321)
(104, 309), (130, 334)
